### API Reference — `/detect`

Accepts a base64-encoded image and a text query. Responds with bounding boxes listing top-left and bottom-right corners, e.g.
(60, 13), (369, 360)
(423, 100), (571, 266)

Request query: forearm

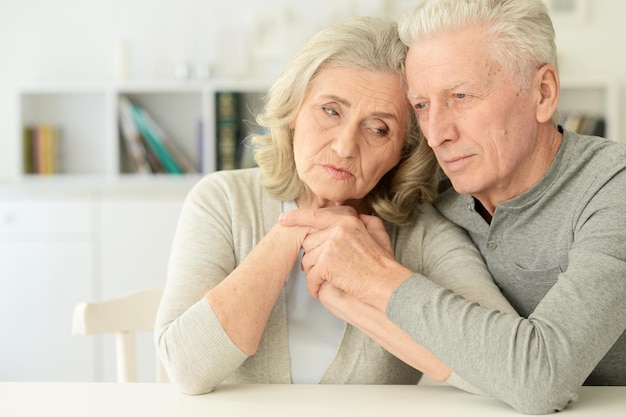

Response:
(205, 224), (305, 355)
(387, 275), (582, 414)
(319, 283), (450, 382)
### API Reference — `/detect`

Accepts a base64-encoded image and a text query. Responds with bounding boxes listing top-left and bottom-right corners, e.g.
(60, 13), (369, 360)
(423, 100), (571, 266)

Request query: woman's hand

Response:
(280, 207), (412, 310)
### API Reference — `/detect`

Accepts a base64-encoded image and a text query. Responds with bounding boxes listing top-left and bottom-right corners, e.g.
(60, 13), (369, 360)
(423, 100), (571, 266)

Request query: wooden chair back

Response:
(72, 288), (168, 382)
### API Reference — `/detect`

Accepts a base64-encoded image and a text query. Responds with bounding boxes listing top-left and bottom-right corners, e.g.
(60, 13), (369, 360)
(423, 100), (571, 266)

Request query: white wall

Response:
(1, 0), (625, 183)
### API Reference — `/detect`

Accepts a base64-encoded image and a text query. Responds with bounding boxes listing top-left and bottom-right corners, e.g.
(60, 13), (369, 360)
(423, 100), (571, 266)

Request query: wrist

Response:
(364, 262), (413, 313)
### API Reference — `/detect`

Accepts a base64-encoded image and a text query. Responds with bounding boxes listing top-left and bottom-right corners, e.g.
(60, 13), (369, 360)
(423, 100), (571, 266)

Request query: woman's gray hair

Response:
(399, 0), (560, 125)
(252, 16), (438, 225)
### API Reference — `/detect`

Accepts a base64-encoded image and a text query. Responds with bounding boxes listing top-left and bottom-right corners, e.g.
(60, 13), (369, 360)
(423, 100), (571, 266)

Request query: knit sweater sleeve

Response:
(396, 204), (518, 316)
(154, 172), (255, 394)
(394, 204), (518, 395)
(389, 153), (626, 414)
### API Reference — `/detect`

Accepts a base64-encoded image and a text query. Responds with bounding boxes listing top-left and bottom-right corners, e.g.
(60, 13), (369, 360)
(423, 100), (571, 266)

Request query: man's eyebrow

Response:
(408, 81), (473, 100)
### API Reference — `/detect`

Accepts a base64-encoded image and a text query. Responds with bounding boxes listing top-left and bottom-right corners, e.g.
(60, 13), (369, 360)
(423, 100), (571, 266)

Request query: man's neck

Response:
(473, 198), (493, 224)
(473, 125), (563, 223)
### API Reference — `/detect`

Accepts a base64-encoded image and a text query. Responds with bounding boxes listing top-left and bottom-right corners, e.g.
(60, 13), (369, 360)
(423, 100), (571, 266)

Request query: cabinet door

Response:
(0, 199), (95, 382)
(97, 192), (186, 382)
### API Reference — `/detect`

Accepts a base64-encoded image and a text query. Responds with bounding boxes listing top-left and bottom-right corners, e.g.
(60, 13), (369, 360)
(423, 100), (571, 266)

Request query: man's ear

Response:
(535, 64), (559, 123)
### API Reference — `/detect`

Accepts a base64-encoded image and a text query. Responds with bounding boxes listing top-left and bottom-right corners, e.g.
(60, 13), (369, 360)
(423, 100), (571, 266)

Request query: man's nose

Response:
(422, 105), (456, 148)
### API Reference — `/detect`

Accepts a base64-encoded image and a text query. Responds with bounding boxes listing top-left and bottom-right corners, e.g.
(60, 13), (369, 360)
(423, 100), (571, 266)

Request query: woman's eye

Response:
(322, 106), (339, 116)
(455, 93), (467, 99)
(373, 127), (388, 136)
(415, 102), (427, 110)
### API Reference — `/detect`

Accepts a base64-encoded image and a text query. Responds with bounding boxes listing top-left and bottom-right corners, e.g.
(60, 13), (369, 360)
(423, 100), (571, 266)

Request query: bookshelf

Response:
(15, 80), (270, 186)
(558, 77), (620, 141)
(16, 77), (621, 186)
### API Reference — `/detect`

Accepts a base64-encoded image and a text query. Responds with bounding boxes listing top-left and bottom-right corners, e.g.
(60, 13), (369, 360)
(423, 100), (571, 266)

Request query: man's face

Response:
(406, 25), (541, 211)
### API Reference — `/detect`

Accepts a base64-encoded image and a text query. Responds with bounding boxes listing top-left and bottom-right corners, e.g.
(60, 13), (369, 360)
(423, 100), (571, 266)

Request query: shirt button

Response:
(466, 203), (473, 211)
(487, 240), (497, 249)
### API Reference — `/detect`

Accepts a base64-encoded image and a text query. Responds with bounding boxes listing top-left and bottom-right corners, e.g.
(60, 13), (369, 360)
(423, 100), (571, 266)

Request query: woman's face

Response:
(292, 66), (408, 209)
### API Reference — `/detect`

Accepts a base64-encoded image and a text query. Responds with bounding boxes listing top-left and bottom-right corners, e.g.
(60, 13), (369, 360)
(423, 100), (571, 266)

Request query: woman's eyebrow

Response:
(320, 94), (399, 121)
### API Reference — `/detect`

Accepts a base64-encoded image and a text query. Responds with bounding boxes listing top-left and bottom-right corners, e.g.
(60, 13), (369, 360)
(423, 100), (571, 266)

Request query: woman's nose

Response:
(331, 123), (359, 158)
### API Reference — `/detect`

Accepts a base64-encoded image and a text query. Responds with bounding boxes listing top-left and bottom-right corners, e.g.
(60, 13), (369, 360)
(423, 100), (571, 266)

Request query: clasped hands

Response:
(279, 206), (408, 314)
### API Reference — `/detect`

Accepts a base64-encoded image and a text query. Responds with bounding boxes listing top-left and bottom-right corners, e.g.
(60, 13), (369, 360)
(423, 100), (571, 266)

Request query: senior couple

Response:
(154, 0), (626, 414)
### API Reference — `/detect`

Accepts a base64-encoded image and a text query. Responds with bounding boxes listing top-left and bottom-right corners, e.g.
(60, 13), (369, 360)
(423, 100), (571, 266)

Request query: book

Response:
(562, 112), (583, 133)
(22, 124), (61, 175)
(237, 134), (257, 169)
(118, 97), (152, 174)
(140, 109), (197, 173)
(215, 91), (241, 170)
(22, 126), (34, 174)
(139, 133), (166, 173)
(196, 119), (204, 173)
(578, 115), (606, 137)
(125, 100), (198, 174)
(39, 125), (53, 174)
(236, 123), (266, 169)
(128, 102), (184, 174)
(560, 112), (607, 138)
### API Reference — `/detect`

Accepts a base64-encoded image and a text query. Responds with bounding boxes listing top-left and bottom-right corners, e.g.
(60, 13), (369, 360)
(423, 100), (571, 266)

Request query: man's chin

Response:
(448, 179), (479, 196)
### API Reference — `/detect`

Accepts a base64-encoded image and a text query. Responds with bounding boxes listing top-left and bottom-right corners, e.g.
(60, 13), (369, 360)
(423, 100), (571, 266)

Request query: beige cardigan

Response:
(155, 168), (517, 394)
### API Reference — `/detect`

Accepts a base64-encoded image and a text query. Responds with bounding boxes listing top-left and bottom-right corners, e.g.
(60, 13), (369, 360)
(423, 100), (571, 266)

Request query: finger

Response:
(301, 227), (326, 254)
(318, 282), (342, 317)
(305, 270), (323, 298)
(359, 213), (384, 229)
(359, 214), (393, 254)
(279, 206), (356, 228)
(318, 282), (343, 305)
(300, 244), (319, 275)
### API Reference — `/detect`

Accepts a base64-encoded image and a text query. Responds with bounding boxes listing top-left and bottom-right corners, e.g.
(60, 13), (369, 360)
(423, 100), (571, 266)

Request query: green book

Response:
(129, 102), (183, 174)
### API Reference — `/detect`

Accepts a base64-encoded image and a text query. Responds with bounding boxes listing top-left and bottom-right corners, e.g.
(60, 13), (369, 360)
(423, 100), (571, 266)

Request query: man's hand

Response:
(279, 206), (411, 311)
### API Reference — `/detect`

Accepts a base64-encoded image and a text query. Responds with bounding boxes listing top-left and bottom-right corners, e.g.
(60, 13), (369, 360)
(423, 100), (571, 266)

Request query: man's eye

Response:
(373, 127), (388, 136)
(415, 102), (427, 110)
(455, 93), (467, 99)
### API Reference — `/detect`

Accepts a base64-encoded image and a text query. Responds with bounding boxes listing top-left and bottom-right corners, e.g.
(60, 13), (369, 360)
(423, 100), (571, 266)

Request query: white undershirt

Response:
(283, 201), (346, 383)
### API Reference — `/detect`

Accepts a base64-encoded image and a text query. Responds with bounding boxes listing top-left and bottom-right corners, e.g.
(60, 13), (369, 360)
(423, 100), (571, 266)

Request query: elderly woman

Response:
(155, 16), (517, 395)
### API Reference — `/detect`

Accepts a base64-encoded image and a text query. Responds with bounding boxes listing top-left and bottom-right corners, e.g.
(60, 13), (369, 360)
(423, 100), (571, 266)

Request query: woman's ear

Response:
(535, 64), (559, 124)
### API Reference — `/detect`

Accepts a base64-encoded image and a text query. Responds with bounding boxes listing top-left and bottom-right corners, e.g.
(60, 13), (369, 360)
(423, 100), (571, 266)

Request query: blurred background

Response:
(0, 0), (625, 182)
(0, 0), (624, 384)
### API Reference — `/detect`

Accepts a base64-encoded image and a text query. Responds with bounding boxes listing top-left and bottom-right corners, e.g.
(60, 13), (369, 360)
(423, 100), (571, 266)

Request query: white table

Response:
(1, 383), (625, 416)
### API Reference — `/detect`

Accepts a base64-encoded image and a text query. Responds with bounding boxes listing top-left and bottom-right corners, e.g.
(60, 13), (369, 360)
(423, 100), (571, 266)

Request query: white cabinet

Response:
(0, 187), (189, 382)
(96, 189), (188, 382)
(0, 194), (96, 382)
